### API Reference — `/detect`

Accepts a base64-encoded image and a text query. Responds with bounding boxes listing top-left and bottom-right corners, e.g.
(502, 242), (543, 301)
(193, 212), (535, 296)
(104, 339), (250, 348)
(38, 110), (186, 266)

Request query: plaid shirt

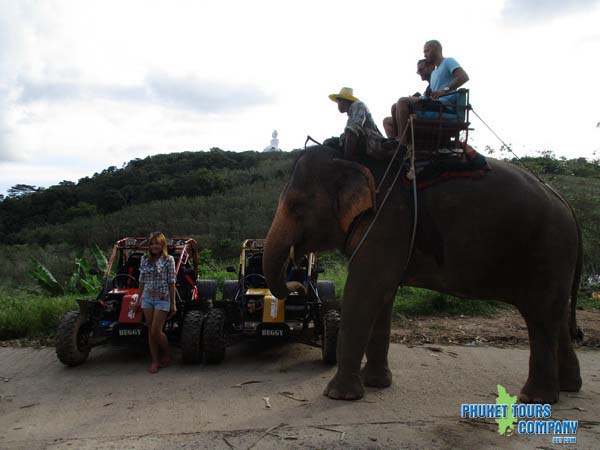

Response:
(139, 254), (176, 300)
(345, 101), (382, 137)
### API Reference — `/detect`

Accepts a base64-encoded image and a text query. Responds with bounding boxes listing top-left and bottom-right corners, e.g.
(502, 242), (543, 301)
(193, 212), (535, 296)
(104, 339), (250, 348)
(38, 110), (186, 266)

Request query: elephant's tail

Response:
(570, 209), (584, 343)
(539, 179), (584, 342)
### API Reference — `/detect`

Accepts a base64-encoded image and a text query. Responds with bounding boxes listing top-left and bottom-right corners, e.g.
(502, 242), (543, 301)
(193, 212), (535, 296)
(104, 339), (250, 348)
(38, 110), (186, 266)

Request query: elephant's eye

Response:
(285, 195), (305, 216)
(288, 201), (303, 215)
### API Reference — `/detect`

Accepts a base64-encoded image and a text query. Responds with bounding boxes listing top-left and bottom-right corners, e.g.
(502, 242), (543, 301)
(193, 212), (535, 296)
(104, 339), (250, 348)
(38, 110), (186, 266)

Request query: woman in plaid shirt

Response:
(139, 232), (176, 373)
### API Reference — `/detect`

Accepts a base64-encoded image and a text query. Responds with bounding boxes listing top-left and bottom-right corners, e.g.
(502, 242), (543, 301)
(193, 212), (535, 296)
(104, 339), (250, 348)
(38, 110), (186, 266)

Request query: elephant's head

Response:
(264, 147), (376, 298)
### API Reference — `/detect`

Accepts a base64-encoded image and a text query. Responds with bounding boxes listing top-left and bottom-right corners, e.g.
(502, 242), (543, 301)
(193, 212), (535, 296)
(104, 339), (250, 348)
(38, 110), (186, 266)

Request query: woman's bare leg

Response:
(150, 310), (170, 365)
(143, 308), (159, 372)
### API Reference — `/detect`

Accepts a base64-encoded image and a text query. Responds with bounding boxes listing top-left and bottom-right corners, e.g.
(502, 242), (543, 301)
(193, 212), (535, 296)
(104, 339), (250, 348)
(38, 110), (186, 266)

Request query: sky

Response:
(1, 0), (600, 195)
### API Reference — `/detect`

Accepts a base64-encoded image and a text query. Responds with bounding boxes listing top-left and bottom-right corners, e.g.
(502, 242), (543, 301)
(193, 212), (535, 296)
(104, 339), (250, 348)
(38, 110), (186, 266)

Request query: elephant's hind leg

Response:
(558, 316), (582, 392)
(361, 291), (396, 388)
(519, 315), (561, 404)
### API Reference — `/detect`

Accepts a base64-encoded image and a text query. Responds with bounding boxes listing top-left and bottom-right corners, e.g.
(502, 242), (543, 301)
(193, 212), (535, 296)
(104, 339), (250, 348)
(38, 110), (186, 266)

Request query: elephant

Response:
(263, 145), (583, 404)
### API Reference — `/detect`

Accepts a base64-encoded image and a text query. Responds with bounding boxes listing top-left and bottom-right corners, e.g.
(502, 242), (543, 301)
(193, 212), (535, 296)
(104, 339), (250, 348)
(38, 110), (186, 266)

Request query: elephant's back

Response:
(420, 157), (578, 256)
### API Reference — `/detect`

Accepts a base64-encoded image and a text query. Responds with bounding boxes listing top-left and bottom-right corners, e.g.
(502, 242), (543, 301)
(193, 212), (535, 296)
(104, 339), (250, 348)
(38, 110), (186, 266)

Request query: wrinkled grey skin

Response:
(264, 146), (582, 404)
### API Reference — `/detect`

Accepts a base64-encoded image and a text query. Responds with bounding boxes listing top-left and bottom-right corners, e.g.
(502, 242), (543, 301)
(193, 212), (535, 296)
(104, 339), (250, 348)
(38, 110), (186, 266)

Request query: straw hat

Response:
(329, 87), (359, 103)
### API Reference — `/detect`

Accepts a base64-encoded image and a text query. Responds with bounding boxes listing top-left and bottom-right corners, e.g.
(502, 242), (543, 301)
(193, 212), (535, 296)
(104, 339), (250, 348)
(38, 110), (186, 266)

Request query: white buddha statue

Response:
(263, 130), (281, 152)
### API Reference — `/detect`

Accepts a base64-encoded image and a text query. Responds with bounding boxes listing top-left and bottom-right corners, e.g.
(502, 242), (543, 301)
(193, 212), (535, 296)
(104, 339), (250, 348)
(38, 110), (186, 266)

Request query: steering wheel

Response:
(112, 274), (139, 289)
(243, 274), (266, 288)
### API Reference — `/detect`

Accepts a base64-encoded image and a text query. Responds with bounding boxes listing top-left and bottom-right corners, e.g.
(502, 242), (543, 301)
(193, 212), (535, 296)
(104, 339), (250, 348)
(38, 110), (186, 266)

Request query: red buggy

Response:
(55, 237), (216, 366)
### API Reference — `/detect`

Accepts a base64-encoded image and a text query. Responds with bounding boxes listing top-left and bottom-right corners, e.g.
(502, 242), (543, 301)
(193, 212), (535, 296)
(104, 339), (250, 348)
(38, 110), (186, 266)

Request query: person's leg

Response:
(150, 308), (170, 367)
(395, 97), (420, 143)
(383, 117), (394, 138)
(142, 307), (159, 373)
(383, 104), (397, 138)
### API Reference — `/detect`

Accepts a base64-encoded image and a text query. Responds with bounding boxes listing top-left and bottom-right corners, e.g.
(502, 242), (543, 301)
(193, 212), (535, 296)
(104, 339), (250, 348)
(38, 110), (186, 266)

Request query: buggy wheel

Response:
(203, 308), (226, 364)
(322, 309), (340, 365)
(197, 280), (217, 302)
(55, 311), (91, 366)
(181, 310), (205, 364)
(222, 280), (239, 301)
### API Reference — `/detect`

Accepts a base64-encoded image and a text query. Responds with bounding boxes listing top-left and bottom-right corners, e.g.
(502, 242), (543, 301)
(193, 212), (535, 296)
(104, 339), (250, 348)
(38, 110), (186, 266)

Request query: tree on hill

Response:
(7, 184), (41, 198)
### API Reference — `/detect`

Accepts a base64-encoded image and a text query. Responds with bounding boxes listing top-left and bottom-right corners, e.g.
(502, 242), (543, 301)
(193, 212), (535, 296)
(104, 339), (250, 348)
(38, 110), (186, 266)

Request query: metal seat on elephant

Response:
(409, 88), (471, 156)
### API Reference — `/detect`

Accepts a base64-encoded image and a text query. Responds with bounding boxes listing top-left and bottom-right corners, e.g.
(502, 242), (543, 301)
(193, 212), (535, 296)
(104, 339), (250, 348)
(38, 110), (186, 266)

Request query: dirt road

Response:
(1, 341), (599, 449)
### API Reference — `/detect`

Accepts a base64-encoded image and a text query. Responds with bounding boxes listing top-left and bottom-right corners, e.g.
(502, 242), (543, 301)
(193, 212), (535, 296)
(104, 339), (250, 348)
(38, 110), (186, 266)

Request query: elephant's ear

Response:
(333, 159), (377, 233)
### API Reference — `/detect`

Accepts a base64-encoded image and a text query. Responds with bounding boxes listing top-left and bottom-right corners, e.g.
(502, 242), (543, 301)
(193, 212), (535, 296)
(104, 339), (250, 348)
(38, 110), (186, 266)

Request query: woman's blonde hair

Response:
(147, 231), (168, 259)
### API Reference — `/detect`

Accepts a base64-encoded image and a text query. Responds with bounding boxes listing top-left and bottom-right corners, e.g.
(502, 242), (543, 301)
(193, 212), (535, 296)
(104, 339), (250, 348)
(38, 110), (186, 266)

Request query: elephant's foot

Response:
(558, 348), (582, 392)
(360, 364), (392, 388)
(519, 382), (559, 404)
(559, 368), (582, 392)
(324, 371), (364, 400)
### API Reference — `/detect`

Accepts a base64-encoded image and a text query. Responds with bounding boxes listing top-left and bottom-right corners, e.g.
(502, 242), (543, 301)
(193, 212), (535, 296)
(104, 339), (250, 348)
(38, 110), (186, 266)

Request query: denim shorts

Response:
(141, 295), (171, 312)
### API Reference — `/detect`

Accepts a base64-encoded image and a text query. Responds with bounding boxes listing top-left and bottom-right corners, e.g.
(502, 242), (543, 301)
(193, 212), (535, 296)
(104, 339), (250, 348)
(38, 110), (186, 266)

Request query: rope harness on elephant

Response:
(471, 108), (584, 341)
(471, 109), (572, 207)
(347, 117), (419, 283)
(304, 135), (323, 148)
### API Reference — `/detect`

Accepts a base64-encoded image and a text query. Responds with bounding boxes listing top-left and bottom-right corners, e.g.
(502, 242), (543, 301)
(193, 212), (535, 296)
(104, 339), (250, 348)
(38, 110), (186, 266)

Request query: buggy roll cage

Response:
(100, 237), (199, 301)
(238, 239), (317, 280)
(235, 239), (325, 304)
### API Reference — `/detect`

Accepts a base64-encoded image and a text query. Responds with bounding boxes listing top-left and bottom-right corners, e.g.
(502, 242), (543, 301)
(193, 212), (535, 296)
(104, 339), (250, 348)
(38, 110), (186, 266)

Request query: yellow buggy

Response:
(202, 239), (340, 364)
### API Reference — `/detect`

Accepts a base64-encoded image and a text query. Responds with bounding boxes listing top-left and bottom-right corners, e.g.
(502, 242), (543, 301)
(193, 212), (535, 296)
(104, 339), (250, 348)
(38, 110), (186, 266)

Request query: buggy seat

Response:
(245, 253), (266, 288)
(117, 252), (143, 287)
(287, 255), (309, 284)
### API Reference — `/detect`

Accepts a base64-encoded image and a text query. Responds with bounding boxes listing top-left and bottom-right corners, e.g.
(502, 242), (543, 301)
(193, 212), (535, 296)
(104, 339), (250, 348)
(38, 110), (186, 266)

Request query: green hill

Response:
(0, 149), (599, 289)
(0, 148), (294, 245)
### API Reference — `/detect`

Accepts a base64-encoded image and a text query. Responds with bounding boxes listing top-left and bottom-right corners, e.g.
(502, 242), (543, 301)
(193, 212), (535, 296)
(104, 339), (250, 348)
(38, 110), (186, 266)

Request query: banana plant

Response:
(29, 245), (108, 296)
(91, 243), (109, 275)
(75, 257), (102, 293)
(29, 258), (65, 296)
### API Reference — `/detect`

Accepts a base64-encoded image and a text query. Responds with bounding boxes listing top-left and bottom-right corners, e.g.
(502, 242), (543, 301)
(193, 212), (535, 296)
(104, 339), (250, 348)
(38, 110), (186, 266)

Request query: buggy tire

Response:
(222, 280), (239, 301)
(181, 310), (205, 364)
(203, 308), (226, 364)
(322, 309), (340, 365)
(197, 280), (217, 301)
(55, 311), (91, 367)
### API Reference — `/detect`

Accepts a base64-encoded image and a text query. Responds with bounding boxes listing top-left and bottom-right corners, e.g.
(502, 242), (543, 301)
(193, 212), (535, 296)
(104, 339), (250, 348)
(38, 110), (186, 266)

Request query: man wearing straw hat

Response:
(329, 87), (383, 160)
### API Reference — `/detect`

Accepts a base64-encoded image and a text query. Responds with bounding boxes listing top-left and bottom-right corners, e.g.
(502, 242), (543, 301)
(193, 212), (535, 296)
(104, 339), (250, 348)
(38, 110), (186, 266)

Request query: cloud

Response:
(0, 2), (25, 162)
(0, 117), (15, 161)
(15, 72), (273, 114)
(0, 87), (14, 161)
(502, 0), (600, 23)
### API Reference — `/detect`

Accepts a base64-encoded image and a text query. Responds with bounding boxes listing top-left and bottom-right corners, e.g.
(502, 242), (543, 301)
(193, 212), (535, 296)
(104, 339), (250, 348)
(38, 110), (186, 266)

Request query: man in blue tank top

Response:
(392, 40), (469, 143)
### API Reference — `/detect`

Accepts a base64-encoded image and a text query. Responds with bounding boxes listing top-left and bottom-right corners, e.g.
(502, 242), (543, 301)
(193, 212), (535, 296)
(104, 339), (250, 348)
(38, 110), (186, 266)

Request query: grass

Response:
(578, 292), (600, 310)
(0, 288), (79, 340)
(2, 252), (597, 340)
(393, 287), (505, 317)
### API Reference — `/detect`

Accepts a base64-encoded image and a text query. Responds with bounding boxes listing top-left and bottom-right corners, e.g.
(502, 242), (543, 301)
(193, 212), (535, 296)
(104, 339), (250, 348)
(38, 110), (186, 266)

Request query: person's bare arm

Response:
(168, 256), (177, 317)
(431, 67), (470, 98)
(169, 283), (176, 317)
(449, 67), (469, 90)
(138, 282), (145, 299)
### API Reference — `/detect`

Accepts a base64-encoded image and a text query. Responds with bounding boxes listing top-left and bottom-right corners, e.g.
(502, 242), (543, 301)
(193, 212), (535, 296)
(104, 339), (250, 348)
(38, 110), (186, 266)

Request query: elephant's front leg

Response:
(324, 274), (396, 400)
(361, 291), (396, 388)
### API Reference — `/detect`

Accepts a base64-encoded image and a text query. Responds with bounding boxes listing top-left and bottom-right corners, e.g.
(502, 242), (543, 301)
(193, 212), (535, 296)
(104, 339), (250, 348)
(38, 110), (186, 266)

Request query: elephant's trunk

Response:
(264, 202), (299, 299)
